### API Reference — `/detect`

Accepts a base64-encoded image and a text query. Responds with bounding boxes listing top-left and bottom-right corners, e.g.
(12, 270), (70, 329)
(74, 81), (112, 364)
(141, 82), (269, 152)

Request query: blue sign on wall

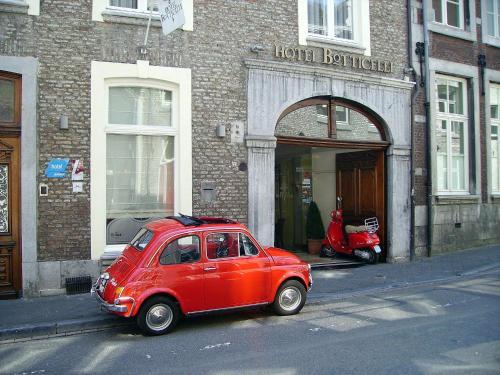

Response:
(45, 158), (69, 178)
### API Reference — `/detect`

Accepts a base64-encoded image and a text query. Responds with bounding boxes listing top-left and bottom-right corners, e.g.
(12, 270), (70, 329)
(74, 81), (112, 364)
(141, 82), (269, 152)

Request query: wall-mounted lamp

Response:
(216, 124), (226, 138)
(60, 115), (69, 130)
(250, 44), (265, 54)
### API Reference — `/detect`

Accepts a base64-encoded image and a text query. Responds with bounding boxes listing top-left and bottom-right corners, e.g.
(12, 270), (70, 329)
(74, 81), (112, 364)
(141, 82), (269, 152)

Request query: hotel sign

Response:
(274, 45), (394, 74)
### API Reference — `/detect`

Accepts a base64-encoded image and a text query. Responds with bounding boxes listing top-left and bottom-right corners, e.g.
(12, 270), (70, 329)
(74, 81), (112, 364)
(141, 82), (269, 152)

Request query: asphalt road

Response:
(1, 269), (499, 375)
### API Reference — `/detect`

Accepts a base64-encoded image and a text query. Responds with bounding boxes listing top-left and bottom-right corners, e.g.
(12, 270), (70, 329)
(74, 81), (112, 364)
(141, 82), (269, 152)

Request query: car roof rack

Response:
(166, 214), (237, 227)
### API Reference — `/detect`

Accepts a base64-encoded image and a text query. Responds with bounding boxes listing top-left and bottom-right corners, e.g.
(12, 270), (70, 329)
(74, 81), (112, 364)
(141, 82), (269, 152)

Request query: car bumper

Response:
(91, 286), (130, 313)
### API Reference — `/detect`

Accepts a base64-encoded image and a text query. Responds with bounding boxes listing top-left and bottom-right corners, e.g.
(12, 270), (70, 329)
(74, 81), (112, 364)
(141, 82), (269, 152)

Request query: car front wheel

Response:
(137, 296), (180, 336)
(273, 280), (306, 316)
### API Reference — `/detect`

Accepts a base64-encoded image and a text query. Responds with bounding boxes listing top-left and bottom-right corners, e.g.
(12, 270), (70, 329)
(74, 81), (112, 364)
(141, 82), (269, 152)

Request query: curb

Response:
(0, 316), (134, 344)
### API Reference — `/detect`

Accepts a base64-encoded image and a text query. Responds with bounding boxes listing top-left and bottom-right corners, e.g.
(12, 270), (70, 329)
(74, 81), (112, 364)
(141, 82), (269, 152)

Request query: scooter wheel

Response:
(368, 250), (379, 264)
(320, 245), (335, 258)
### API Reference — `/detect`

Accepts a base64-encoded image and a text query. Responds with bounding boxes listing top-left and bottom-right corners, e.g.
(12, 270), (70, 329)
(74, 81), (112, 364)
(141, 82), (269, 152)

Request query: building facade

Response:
(0, 0), (495, 298)
(410, 0), (500, 256)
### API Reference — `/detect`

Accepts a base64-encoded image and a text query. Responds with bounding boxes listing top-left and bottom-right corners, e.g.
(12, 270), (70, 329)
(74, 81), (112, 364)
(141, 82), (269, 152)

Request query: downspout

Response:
(407, 0), (418, 261)
(422, 0), (433, 257)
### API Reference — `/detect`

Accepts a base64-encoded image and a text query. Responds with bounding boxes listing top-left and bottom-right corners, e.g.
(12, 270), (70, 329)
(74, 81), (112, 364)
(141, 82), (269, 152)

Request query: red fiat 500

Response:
(92, 215), (312, 335)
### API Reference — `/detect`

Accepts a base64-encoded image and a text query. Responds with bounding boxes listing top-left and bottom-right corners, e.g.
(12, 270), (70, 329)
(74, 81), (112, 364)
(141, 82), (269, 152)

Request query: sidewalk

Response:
(1, 244), (499, 342)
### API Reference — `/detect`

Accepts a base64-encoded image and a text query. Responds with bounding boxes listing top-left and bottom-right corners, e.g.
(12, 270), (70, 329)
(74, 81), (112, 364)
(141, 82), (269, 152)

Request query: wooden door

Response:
(0, 137), (21, 298)
(336, 150), (385, 256)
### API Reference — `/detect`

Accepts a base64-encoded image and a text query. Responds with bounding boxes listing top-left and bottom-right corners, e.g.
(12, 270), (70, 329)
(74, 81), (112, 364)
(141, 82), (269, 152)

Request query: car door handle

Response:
(204, 266), (217, 271)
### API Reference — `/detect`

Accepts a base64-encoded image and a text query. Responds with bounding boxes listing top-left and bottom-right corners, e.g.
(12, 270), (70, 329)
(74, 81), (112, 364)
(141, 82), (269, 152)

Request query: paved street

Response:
(1, 267), (499, 375)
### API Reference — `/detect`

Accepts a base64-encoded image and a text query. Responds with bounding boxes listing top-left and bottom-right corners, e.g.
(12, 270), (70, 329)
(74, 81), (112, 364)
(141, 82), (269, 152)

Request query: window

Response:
(106, 86), (175, 244)
(206, 233), (239, 259)
(0, 72), (21, 128)
(486, 0), (500, 38)
(160, 235), (200, 265)
(491, 84), (500, 192)
(308, 0), (353, 41)
(432, 0), (465, 29)
(91, 61), (192, 260)
(299, 0), (370, 54)
(130, 228), (154, 251)
(92, 0), (193, 30)
(239, 234), (259, 256)
(435, 76), (469, 193)
(108, 0), (157, 12)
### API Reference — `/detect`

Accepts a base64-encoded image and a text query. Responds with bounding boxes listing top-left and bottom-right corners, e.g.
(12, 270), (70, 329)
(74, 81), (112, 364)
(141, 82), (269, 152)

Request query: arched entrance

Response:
(245, 59), (413, 262)
(274, 97), (389, 259)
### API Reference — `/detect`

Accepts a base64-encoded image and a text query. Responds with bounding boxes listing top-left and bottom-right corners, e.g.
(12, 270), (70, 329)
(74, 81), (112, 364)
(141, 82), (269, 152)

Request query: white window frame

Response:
(426, 0), (476, 42)
(92, 0), (193, 31)
(481, 0), (500, 47)
(91, 60), (192, 260)
(489, 83), (500, 193)
(298, 0), (371, 56)
(435, 75), (469, 194)
(432, 0), (464, 29)
(0, 0), (39, 15)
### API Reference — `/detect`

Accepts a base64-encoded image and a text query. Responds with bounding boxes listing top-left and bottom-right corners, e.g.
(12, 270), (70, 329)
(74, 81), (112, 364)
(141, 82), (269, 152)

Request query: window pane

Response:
(335, 105), (347, 123)
(206, 233), (239, 259)
(110, 0), (137, 8)
(160, 235), (200, 265)
(437, 154), (448, 190)
(277, 105), (329, 138)
(308, 0), (328, 35)
(106, 134), (175, 218)
(491, 87), (500, 119)
(239, 234), (259, 256)
(109, 87), (172, 127)
(0, 79), (14, 122)
(336, 109), (381, 141)
(487, 14), (495, 36)
(451, 121), (464, 155)
(446, 0), (460, 27)
(334, 0), (353, 40)
(432, 0), (443, 22)
(451, 156), (465, 190)
(492, 127), (499, 191)
(448, 80), (463, 114)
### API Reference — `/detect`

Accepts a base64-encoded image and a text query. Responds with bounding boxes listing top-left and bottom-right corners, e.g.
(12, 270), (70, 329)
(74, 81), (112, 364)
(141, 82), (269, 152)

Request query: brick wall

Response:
(0, 0), (409, 261)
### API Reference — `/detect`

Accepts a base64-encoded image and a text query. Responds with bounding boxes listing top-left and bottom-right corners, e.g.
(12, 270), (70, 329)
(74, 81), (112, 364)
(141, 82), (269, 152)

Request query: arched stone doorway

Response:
(274, 96), (389, 259)
(245, 59), (413, 262)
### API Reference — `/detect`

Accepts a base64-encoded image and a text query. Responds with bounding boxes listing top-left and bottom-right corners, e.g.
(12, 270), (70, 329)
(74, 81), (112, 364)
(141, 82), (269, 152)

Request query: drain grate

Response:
(65, 275), (92, 295)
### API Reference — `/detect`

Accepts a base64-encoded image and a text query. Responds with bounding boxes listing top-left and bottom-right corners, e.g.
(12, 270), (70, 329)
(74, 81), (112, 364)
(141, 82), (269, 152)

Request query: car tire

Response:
(272, 280), (306, 316)
(137, 296), (180, 336)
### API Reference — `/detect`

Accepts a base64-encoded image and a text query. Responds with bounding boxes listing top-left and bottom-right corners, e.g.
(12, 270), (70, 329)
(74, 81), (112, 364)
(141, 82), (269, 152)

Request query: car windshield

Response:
(130, 228), (154, 251)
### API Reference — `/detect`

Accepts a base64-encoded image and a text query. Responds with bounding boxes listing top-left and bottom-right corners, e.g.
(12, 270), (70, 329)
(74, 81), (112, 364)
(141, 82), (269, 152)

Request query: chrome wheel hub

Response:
(279, 286), (301, 311)
(146, 304), (173, 331)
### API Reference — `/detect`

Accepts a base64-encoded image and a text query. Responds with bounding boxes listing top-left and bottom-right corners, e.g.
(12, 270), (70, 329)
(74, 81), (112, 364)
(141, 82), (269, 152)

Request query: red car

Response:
(92, 215), (313, 335)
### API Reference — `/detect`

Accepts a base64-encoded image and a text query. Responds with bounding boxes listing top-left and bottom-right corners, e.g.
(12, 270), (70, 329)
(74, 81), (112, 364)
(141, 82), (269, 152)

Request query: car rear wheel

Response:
(137, 296), (180, 336)
(273, 280), (306, 316)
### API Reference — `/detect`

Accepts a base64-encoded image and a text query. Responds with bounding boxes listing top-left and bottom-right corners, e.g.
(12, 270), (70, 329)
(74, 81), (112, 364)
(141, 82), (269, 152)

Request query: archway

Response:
(274, 96), (389, 260)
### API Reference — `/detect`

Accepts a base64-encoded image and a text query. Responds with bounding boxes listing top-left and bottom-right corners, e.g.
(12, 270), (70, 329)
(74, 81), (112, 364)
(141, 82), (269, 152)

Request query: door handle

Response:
(204, 266), (217, 271)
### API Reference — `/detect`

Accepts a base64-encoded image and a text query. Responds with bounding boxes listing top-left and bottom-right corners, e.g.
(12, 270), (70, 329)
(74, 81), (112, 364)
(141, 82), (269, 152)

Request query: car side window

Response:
(206, 232), (239, 259)
(239, 234), (259, 256)
(159, 235), (200, 265)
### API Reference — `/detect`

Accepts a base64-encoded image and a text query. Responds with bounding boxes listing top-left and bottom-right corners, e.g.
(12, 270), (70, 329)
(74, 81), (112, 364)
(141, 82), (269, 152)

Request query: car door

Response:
(202, 231), (272, 310)
(153, 234), (205, 313)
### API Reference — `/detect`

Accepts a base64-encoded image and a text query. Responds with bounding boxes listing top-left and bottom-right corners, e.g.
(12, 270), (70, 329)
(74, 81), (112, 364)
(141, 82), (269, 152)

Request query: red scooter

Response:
(320, 197), (382, 264)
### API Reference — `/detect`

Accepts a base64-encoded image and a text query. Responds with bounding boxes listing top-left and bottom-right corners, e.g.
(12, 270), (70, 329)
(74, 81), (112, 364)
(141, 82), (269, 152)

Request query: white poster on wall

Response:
(157, 0), (185, 36)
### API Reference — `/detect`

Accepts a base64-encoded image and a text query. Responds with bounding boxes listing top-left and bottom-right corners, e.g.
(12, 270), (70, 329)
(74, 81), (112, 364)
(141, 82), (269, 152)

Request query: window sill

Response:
(435, 194), (480, 205)
(101, 244), (127, 260)
(0, 0), (28, 14)
(483, 36), (500, 49)
(491, 194), (500, 203)
(306, 36), (367, 56)
(428, 22), (477, 42)
(102, 9), (162, 27)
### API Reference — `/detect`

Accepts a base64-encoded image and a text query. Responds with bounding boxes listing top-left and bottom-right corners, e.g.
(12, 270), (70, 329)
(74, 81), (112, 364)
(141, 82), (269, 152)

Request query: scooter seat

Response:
(345, 225), (367, 233)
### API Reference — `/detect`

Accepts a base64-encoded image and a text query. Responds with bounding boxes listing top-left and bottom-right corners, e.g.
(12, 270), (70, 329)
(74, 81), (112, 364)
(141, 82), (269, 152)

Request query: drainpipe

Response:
(422, 0), (433, 257)
(407, 0), (418, 261)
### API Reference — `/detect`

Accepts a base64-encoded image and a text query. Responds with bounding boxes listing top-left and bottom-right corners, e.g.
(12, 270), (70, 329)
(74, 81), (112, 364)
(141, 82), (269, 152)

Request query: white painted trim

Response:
(424, 0), (477, 42)
(428, 58), (481, 198)
(297, 0), (371, 56)
(484, 69), (500, 199)
(92, 0), (193, 30)
(0, 0), (38, 14)
(481, 0), (500, 48)
(91, 60), (192, 260)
